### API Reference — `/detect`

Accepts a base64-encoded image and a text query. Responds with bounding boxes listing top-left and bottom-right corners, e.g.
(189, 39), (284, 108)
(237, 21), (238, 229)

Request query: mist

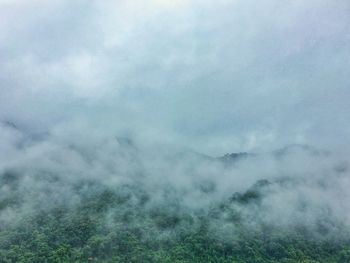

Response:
(1, 0), (350, 262)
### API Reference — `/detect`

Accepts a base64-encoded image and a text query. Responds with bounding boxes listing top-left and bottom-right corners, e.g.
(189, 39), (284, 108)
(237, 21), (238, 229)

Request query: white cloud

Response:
(0, 0), (349, 154)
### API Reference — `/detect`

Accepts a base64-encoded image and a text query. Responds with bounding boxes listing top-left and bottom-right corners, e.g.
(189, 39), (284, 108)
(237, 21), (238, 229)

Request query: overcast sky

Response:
(1, 0), (350, 155)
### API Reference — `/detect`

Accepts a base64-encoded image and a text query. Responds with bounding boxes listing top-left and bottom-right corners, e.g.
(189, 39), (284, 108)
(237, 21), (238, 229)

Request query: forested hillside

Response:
(1, 141), (349, 262)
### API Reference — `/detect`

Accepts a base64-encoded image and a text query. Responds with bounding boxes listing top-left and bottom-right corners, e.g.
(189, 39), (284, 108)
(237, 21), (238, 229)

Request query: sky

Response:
(1, 0), (350, 155)
(1, 0), (350, 234)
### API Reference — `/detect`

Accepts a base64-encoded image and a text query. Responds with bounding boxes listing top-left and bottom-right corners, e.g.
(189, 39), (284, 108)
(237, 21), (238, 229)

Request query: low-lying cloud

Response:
(1, 0), (350, 245)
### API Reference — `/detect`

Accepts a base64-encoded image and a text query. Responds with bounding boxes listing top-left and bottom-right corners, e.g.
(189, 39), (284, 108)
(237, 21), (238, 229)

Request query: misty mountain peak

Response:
(219, 152), (255, 163)
(1, 120), (19, 131)
(116, 137), (137, 150)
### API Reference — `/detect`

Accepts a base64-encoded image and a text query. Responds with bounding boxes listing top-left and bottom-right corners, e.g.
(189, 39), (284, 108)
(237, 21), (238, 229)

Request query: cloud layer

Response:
(1, 0), (350, 154)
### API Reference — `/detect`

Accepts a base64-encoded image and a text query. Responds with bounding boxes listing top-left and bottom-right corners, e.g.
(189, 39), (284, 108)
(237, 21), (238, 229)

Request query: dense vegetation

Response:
(1, 170), (350, 263)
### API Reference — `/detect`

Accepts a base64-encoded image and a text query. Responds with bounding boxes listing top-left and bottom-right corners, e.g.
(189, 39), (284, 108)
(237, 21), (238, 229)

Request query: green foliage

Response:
(1, 180), (350, 262)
